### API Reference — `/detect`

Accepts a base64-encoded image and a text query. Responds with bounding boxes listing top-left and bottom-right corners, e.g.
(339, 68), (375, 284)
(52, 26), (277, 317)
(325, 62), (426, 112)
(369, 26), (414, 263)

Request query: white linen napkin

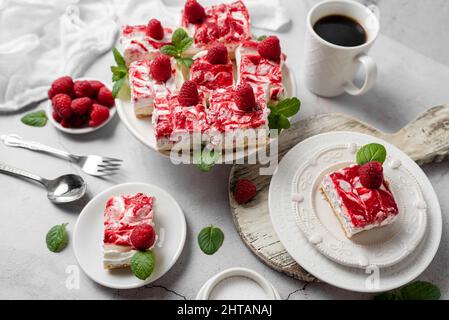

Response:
(0, 0), (118, 112)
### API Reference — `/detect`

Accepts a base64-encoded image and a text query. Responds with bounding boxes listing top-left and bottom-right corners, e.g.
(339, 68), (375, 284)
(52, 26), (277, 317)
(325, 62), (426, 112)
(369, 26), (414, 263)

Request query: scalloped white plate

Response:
(46, 78), (116, 135)
(116, 64), (296, 162)
(290, 143), (427, 269)
(269, 132), (442, 293)
(73, 183), (186, 289)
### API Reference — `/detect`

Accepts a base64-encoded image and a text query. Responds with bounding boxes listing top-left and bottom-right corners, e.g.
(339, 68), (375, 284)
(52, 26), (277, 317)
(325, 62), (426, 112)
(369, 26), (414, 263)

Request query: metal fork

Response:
(1, 134), (122, 177)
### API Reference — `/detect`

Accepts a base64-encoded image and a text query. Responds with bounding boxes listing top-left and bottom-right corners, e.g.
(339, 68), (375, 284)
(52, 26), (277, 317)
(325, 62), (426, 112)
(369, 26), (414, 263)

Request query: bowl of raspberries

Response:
(46, 76), (116, 134)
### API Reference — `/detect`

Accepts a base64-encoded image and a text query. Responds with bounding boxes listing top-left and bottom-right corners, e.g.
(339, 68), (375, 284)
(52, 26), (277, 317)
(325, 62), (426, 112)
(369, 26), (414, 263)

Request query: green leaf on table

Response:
(374, 281), (440, 300)
(356, 143), (387, 165)
(46, 223), (68, 253)
(160, 45), (179, 57)
(196, 147), (220, 172)
(21, 110), (48, 127)
(130, 251), (156, 280)
(270, 97), (301, 117)
(198, 225), (224, 255)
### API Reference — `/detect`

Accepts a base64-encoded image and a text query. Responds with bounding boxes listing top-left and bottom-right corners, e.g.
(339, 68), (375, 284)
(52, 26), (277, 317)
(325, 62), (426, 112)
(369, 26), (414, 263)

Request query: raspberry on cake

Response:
(181, 0), (251, 58)
(190, 46), (234, 93)
(152, 92), (209, 150)
(103, 193), (158, 269)
(321, 164), (399, 238)
(236, 39), (286, 101)
(128, 58), (184, 118)
(120, 23), (174, 65)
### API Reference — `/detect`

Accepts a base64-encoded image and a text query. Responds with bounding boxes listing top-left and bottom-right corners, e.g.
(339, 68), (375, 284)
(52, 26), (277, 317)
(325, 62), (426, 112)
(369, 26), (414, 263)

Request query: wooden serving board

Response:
(228, 105), (449, 282)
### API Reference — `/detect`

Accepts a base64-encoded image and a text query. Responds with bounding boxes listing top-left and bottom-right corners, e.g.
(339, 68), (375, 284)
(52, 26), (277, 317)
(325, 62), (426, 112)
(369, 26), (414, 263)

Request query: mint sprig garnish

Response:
(110, 48), (129, 98)
(130, 250), (156, 280)
(21, 110), (48, 127)
(160, 28), (194, 68)
(268, 97), (301, 132)
(374, 281), (440, 300)
(46, 223), (68, 253)
(196, 145), (220, 172)
(356, 143), (387, 165)
(198, 225), (224, 255)
(257, 35), (267, 41)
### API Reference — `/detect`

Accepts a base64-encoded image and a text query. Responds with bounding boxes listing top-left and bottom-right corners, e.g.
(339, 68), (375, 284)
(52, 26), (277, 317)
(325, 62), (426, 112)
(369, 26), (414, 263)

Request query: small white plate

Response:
(290, 143), (427, 269)
(73, 182), (186, 289)
(269, 132), (442, 293)
(46, 78), (116, 134)
(116, 64), (297, 161)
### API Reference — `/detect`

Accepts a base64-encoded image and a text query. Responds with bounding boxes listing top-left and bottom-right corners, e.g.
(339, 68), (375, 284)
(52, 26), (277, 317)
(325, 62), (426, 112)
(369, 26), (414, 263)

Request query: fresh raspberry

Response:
(234, 82), (257, 112)
(71, 97), (92, 116)
(184, 0), (206, 24)
(206, 44), (228, 65)
(50, 76), (74, 96)
(359, 161), (384, 189)
(48, 87), (57, 99)
(234, 179), (257, 204)
(178, 80), (199, 106)
(60, 119), (72, 128)
(52, 111), (62, 123)
(89, 80), (105, 96)
(73, 80), (93, 98)
(97, 87), (115, 107)
(88, 104), (110, 127)
(150, 54), (172, 82)
(70, 115), (86, 128)
(146, 19), (164, 40)
(130, 224), (156, 250)
(52, 94), (73, 119)
(257, 36), (281, 61)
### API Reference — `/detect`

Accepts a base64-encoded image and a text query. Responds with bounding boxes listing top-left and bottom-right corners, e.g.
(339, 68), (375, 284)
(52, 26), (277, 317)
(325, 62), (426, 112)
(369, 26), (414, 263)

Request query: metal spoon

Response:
(0, 162), (86, 204)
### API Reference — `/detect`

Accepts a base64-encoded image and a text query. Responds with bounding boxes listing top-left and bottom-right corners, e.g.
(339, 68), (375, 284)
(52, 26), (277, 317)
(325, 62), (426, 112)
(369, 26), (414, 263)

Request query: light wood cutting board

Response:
(228, 105), (449, 282)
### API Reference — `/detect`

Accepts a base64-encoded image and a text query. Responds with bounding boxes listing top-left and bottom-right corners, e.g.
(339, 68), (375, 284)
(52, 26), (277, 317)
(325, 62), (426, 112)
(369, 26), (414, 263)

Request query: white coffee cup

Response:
(303, 0), (380, 97)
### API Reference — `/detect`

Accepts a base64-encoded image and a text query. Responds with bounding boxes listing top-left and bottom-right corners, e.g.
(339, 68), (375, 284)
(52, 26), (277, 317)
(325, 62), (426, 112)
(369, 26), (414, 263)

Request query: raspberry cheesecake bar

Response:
(152, 81), (209, 150)
(181, 0), (251, 58)
(120, 19), (174, 65)
(207, 83), (269, 148)
(236, 38), (286, 101)
(129, 55), (183, 118)
(321, 162), (399, 238)
(103, 193), (157, 269)
(190, 45), (234, 93)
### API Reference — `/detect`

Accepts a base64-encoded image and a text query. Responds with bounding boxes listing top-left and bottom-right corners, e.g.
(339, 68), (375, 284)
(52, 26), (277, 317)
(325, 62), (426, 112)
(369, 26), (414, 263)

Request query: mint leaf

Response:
(178, 37), (193, 53)
(160, 45), (179, 57)
(46, 223), (68, 253)
(21, 110), (48, 127)
(112, 47), (127, 69)
(112, 76), (126, 98)
(176, 57), (194, 69)
(257, 35), (267, 41)
(374, 281), (440, 300)
(271, 97), (301, 117)
(278, 114), (290, 129)
(171, 28), (189, 47)
(356, 143), (387, 165)
(198, 225), (224, 255)
(400, 281), (441, 300)
(131, 251), (156, 280)
(196, 147), (220, 172)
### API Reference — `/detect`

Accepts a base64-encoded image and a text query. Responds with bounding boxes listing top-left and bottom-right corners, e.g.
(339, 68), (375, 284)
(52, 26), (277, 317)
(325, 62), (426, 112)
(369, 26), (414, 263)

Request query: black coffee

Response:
(313, 15), (367, 47)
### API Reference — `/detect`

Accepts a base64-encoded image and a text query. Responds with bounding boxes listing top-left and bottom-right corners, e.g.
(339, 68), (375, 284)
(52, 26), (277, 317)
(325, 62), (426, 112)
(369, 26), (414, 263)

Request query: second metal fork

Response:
(1, 134), (122, 177)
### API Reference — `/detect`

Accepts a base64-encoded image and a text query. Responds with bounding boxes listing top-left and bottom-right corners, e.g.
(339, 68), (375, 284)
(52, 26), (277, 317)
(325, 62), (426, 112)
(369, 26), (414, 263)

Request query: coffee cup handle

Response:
(344, 54), (377, 96)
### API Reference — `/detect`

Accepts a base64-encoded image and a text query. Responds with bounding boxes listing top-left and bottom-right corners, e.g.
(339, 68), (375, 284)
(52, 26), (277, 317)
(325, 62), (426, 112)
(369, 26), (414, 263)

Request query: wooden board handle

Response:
(387, 105), (449, 165)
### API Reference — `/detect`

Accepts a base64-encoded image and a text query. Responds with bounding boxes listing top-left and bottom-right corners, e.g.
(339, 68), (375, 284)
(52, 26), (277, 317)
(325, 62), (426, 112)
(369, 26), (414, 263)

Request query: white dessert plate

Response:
(73, 182), (186, 289)
(46, 78), (116, 135)
(269, 132), (442, 293)
(116, 64), (296, 162)
(290, 142), (427, 269)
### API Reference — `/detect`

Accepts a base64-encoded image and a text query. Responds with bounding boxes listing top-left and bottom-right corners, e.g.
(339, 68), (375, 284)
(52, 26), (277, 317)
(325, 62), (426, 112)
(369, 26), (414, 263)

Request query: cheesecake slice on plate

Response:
(103, 193), (157, 269)
(321, 164), (399, 238)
